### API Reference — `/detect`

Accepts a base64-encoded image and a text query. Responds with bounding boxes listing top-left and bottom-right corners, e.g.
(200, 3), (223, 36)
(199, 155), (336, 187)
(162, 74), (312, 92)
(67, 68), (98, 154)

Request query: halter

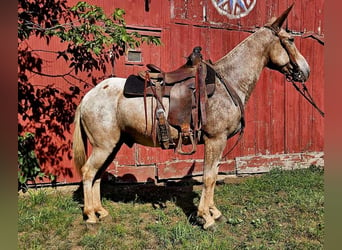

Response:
(265, 25), (325, 117)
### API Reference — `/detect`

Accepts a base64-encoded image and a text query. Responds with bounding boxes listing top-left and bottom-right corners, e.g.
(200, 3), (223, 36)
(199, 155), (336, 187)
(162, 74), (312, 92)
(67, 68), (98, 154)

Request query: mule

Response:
(73, 4), (310, 230)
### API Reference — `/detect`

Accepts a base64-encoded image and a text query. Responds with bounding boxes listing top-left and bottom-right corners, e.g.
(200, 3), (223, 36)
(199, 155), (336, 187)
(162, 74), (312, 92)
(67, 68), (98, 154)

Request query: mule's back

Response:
(79, 78), (126, 141)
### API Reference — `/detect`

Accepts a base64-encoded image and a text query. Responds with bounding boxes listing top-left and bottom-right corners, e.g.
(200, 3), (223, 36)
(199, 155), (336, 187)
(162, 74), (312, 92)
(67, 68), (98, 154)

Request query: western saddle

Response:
(123, 47), (216, 154)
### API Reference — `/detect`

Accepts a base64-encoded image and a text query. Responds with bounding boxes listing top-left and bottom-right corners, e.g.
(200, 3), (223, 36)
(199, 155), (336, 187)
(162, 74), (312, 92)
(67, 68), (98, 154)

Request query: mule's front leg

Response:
(198, 166), (219, 229)
(197, 135), (226, 230)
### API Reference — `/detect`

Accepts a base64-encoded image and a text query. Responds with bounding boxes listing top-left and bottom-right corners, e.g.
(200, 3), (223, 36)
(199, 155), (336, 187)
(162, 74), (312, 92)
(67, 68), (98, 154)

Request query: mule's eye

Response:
(288, 37), (295, 43)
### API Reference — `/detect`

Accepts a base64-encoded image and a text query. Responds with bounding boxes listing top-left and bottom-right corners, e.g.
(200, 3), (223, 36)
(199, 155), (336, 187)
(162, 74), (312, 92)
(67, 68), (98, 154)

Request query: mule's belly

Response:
(117, 96), (179, 147)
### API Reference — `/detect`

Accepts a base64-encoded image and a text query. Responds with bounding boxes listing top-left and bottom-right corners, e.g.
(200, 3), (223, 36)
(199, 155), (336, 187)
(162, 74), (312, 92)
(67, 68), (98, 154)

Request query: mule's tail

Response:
(72, 104), (87, 177)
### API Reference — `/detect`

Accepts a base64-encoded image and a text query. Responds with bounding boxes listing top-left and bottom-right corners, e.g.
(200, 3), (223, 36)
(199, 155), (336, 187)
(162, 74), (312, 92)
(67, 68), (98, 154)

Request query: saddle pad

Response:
(205, 63), (215, 85)
(123, 75), (151, 97)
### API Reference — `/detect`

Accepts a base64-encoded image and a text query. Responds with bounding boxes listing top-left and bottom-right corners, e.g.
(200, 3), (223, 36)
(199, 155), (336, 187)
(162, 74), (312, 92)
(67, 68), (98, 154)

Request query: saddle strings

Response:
(143, 72), (149, 135)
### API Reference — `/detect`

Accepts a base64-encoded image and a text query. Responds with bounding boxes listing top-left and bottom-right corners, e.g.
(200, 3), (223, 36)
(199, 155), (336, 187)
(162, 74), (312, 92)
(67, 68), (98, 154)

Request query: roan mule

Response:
(73, 5), (310, 230)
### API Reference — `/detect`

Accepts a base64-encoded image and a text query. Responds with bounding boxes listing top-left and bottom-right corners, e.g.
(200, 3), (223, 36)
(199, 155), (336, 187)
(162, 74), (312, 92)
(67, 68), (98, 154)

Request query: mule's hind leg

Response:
(81, 147), (115, 223)
(92, 141), (123, 221)
(197, 134), (227, 229)
(92, 178), (109, 220)
(82, 160), (98, 223)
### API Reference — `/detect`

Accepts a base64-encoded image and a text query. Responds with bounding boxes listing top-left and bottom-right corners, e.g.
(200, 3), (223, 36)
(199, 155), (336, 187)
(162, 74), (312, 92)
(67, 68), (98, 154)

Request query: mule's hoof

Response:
(84, 221), (99, 232)
(96, 209), (109, 219)
(190, 215), (206, 226)
(99, 213), (112, 222)
(203, 221), (217, 231)
(85, 216), (98, 224)
(215, 215), (227, 224)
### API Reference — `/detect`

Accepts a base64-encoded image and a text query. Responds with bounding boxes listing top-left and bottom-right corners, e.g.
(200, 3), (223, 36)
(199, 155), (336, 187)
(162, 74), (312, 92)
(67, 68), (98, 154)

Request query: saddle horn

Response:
(271, 3), (294, 31)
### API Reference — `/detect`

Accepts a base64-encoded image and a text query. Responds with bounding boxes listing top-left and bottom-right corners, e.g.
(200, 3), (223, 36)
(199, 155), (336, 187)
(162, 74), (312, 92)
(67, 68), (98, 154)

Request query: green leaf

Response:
(121, 34), (129, 42)
(18, 172), (27, 184)
(93, 47), (101, 56)
(38, 172), (45, 178)
(49, 174), (56, 181)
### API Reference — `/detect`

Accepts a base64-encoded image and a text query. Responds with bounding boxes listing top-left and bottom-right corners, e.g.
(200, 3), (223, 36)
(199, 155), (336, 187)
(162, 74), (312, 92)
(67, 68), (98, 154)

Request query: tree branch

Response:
(27, 68), (94, 88)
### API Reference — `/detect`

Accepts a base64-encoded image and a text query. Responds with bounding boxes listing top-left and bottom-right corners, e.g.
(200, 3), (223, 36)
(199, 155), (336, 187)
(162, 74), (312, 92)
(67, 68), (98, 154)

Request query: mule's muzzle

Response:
(283, 63), (310, 82)
(291, 70), (307, 82)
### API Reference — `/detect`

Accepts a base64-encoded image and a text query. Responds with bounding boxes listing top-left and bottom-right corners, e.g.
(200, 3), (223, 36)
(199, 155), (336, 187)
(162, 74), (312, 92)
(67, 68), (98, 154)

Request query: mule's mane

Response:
(214, 27), (268, 65)
(212, 27), (276, 104)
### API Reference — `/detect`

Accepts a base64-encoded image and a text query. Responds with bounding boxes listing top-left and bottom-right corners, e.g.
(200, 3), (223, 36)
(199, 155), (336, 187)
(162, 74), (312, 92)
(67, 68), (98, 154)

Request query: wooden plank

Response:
(308, 39), (324, 151)
(157, 160), (204, 180)
(311, 0), (324, 152)
(236, 151), (324, 174)
(113, 144), (136, 166)
(254, 71), (271, 155)
(218, 160), (236, 174)
(285, 79), (301, 153)
(314, 0), (324, 36)
(298, 38), (314, 152)
(239, 0), (262, 28)
(301, 0), (316, 33)
(286, 0), (301, 32)
(135, 143), (206, 167)
(188, 0), (205, 22)
(269, 71), (286, 154)
(168, 23), (191, 69)
(190, 26), (207, 57)
(207, 27), (224, 62)
(110, 164), (157, 183)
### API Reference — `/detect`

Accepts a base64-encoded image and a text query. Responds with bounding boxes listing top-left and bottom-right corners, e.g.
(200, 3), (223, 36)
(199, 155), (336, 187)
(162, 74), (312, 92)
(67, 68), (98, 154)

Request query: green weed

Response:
(18, 167), (324, 249)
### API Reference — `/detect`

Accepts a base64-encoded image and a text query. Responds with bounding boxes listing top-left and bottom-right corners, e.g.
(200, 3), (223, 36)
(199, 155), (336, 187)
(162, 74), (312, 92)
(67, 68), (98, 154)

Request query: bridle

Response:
(265, 25), (325, 117)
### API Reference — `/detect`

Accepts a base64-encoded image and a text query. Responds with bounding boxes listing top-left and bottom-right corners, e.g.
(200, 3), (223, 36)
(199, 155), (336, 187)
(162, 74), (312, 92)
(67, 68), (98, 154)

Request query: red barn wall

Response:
(22, 0), (324, 184)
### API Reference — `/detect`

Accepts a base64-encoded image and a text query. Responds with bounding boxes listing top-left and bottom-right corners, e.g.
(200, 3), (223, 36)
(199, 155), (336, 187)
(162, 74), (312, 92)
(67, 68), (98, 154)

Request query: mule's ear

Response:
(271, 3), (294, 31)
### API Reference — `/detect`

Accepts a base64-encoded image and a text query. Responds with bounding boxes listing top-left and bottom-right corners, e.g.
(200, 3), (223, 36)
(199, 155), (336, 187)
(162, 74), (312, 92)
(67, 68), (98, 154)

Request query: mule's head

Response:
(266, 4), (310, 82)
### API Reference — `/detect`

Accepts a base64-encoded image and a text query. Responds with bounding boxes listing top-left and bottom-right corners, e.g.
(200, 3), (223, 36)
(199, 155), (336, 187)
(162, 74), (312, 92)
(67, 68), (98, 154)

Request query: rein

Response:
(202, 60), (245, 158)
(290, 80), (325, 117)
(217, 70), (245, 158)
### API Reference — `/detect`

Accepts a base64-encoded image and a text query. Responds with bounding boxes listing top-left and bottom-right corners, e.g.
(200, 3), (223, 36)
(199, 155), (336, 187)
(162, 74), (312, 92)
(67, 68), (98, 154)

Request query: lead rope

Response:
(290, 80), (325, 117)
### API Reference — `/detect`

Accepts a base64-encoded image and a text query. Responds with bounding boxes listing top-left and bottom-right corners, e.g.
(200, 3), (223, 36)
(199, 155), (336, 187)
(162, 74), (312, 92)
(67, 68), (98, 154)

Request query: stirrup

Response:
(176, 132), (196, 155)
(156, 109), (174, 149)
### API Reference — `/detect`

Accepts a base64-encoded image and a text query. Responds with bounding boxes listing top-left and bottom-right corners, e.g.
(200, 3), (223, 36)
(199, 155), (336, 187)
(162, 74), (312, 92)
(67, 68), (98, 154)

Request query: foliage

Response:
(18, 133), (55, 192)
(18, 0), (161, 178)
(18, 167), (324, 249)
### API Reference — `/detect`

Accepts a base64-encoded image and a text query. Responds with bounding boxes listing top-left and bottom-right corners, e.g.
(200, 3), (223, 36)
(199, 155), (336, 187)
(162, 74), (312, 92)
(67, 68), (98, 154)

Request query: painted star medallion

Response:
(211, 0), (256, 19)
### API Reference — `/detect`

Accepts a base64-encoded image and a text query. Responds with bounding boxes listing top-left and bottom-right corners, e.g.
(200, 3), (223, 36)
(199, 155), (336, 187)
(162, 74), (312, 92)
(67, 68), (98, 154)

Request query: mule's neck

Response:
(214, 28), (275, 104)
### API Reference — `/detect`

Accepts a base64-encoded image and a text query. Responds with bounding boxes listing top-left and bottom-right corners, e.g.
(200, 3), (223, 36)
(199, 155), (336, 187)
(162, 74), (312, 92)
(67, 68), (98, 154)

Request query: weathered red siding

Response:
(22, 0), (324, 183)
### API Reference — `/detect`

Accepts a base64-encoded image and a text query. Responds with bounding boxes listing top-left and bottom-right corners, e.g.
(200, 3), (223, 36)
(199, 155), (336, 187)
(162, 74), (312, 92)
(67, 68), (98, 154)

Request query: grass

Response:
(18, 166), (324, 249)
